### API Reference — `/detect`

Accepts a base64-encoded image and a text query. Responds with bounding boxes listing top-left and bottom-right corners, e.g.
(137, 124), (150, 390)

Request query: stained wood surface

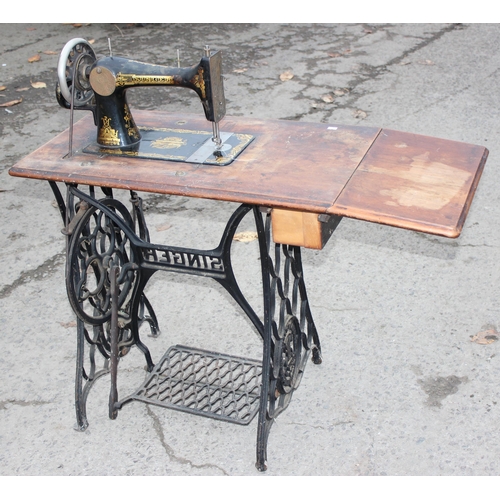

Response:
(272, 209), (339, 249)
(10, 110), (379, 214)
(332, 129), (488, 237)
(9, 110), (488, 238)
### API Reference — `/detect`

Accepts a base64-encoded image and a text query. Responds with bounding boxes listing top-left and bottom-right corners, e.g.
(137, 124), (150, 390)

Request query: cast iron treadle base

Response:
(128, 345), (262, 425)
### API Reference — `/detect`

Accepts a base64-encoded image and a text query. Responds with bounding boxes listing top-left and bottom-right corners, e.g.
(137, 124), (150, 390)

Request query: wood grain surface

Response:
(331, 129), (488, 237)
(9, 110), (379, 213)
(9, 109), (488, 238)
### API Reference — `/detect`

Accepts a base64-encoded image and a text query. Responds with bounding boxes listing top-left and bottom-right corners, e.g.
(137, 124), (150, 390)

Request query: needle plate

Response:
(83, 126), (254, 166)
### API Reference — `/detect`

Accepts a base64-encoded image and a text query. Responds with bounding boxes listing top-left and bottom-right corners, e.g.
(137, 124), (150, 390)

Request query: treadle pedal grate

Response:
(130, 345), (262, 425)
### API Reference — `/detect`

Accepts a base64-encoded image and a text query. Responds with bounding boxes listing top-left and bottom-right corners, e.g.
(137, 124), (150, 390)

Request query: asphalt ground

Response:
(1, 21), (500, 487)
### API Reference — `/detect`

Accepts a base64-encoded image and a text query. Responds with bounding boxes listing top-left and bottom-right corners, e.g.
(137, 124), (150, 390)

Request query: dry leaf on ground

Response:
(470, 329), (499, 345)
(329, 49), (351, 58)
(60, 320), (77, 328)
(280, 71), (294, 81)
(42, 50), (58, 55)
(233, 68), (248, 73)
(155, 223), (172, 232)
(0, 98), (22, 107)
(16, 87), (30, 92)
(321, 94), (334, 103)
(233, 231), (258, 242)
(28, 54), (41, 63)
(0, 86), (6, 91)
(353, 109), (367, 119)
(31, 81), (47, 89)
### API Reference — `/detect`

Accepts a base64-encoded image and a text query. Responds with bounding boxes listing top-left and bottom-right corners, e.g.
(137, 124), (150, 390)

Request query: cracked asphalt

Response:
(1, 23), (500, 476)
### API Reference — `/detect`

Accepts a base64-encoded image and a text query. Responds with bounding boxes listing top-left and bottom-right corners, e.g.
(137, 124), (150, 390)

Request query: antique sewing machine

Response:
(55, 38), (252, 165)
(8, 36), (487, 473)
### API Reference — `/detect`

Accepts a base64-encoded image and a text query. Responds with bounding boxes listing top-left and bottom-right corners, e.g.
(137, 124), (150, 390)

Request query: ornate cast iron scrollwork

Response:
(49, 181), (329, 470)
(49, 183), (159, 430)
(66, 197), (139, 327)
(253, 208), (322, 472)
(276, 315), (302, 395)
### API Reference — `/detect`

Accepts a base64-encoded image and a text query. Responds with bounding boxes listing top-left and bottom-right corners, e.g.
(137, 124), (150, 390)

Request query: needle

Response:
(212, 122), (222, 150)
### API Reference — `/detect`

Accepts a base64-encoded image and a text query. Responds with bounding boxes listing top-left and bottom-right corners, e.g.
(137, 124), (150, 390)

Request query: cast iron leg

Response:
(109, 265), (119, 420)
(61, 185), (158, 428)
(52, 179), (324, 470)
(253, 208), (322, 472)
(75, 317), (89, 431)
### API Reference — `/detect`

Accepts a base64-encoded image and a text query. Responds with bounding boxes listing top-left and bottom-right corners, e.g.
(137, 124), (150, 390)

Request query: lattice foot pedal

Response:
(125, 345), (262, 425)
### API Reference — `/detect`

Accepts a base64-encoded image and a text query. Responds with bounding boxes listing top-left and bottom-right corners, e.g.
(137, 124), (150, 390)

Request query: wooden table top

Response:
(9, 110), (488, 238)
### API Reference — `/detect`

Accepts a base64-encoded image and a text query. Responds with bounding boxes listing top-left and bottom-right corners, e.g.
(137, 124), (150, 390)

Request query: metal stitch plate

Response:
(83, 127), (254, 166)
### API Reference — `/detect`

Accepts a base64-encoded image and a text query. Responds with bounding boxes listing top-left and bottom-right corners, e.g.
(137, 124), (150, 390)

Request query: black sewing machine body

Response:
(56, 39), (253, 164)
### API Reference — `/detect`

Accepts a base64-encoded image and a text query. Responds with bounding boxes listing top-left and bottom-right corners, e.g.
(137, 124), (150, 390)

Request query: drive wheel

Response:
(57, 38), (96, 106)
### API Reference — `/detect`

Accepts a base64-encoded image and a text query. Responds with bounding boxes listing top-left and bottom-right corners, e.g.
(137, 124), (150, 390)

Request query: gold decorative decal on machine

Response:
(115, 73), (176, 87)
(98, 116), (121, 146)
(191, 68), (206, 98)
(123, 104), (140, 139)
(98, 148), (140, 157)
(83, 126), (254, 166)
(151, 136), (187, 149)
